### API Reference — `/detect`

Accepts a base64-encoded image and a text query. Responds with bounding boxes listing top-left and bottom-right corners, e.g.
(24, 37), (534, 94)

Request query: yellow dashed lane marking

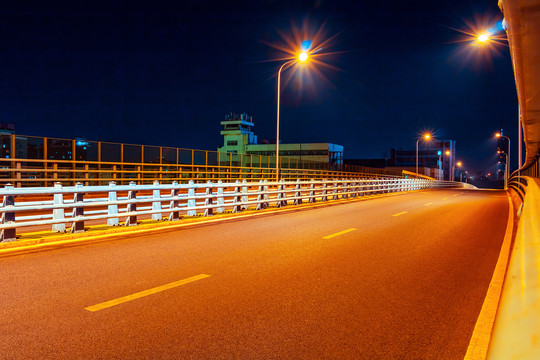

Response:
(85, 274), (211, 312)
(452, 194), (459, 197)
(323, 228), (357, 239)
(392, 211), (408, 217)
(442, 197), (449, 200)
(425, 203), (433, 206)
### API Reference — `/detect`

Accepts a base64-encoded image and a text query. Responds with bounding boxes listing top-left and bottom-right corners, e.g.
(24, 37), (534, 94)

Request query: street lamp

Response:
(456, 161), (463, 182)
(495, 132), (511, 188)
(416, 133), (432, 177)
(275, 51), (310, 180)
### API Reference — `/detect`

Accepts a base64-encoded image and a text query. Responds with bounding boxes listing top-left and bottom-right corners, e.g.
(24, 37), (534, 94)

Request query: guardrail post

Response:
(256, 180), (267, 210)
(276, 179), (287, 208)
(70, 182), (85, 233)
(321, 179), (328, 202)
(152, 180), (162, 221)
(52, 182), (66, 232)
(1, 184), (16, 242)
(216, 180), (225, 213)
(204, 180), (214, 216)
(342, 178), (349, 199)
(241, 179), (248, 210)
(168, 181), (180, 221)
(263, 180), (269, 208)
(332, 179), (339, 200)
(309, 180), (316, 203)
(125, 181), (138, 226)
(187, 180), (197, 216)
(232, 180), (241, 213)
(107, 181), (119, 226)
(294, 179), (302, 205)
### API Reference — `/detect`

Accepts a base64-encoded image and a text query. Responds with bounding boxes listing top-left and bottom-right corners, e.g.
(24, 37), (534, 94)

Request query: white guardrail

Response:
(0, 178), (464, 242)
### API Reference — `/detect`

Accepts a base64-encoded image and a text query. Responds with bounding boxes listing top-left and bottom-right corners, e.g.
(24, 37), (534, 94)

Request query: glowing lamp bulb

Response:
(495, 133), (501, 137)
(424, 134), (431, 140)
(299, 52), (308, 62)
(478, 33), (490, 42)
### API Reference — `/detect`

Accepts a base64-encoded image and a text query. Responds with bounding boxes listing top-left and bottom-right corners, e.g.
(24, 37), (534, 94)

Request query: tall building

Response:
(496, 129), (509, 180)
(218, 112), (344, 166)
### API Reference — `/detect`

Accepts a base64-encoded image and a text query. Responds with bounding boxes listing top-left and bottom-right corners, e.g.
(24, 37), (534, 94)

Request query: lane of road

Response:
(0, 188), (509, 359)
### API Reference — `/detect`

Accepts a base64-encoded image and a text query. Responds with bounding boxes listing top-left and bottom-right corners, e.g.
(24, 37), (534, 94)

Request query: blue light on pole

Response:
(301, 40), (312, 51)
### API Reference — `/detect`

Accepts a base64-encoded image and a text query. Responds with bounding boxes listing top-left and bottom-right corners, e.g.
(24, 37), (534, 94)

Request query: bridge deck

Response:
(0, 188), (508, 359)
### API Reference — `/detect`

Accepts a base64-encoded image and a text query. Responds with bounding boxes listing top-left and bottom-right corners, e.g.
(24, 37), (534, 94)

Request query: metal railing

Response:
(0, 134), (404, 187)
(0, 178), (465, 242)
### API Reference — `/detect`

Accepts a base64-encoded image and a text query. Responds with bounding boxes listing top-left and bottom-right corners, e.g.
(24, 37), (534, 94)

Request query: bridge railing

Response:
(0, 178), (466, 242)
(0, 134), (404, 187)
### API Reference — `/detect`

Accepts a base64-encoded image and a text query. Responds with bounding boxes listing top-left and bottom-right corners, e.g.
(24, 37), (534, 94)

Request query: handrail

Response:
(0, 178), (467, 242)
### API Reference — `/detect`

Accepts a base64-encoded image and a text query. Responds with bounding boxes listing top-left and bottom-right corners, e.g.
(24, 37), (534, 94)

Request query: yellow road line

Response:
(424, 203), (433, 206)
(392, 211), (408, 217)
(442, 197), (449, 200)
(85, 274), (211, 312)
(323, 228), (357, 239)
(452, 194), (459, 197)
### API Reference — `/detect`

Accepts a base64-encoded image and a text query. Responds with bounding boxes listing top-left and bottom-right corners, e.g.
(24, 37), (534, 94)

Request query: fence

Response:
(0, 134), (404, 187)
(0, 178), (465, 242)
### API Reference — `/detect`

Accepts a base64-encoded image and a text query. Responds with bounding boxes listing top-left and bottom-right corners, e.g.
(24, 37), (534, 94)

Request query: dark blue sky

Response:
(0, 0), (517, 174)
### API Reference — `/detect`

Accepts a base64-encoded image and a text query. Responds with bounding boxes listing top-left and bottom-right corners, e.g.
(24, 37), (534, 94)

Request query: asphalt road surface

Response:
(1, 188), (509, 359)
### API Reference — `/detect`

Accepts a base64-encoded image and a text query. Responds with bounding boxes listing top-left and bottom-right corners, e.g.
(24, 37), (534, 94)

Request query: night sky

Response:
(0, 0), (517, 175)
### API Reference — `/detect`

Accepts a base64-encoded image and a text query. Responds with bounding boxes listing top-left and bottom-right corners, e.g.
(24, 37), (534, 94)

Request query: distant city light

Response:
(445, 150), (450, 155)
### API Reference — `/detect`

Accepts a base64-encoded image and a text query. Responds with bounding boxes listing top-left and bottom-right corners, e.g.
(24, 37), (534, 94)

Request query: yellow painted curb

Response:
(463, 195), (515, 360)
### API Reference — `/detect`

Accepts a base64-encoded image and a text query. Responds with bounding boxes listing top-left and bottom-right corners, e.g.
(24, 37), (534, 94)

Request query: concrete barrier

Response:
(489, 177), (540, 358)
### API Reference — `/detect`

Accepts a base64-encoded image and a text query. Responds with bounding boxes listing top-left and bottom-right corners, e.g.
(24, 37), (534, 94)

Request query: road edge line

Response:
(463, 195), (514, 360)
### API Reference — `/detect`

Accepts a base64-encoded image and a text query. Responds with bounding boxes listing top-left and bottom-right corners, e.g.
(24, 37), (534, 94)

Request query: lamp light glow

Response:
(478, 33), (490, 42)
(298, 52), (308, 62)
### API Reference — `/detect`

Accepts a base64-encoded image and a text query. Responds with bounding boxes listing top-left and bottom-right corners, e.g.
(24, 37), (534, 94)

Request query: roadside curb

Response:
(464, 195), (515, 359)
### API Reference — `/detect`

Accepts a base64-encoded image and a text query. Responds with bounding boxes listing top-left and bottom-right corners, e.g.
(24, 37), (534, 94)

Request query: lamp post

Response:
(445, 150), (452, 181)
(456, 161), (463, 182)
(495, 132), (511, 188)
(416, 133), (432, 177)
(275, 51), (309, 180)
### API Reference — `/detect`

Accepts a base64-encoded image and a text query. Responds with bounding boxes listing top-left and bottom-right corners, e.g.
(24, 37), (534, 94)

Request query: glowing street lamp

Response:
(456, 161), (464, 182)
(416, 133), (432, 176)
(477, 33), (491, 43)
(275, 50), (310, 180)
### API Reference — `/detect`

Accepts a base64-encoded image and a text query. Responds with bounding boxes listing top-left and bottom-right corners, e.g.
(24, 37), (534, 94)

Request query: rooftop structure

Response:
(218, 113), (343, 166)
